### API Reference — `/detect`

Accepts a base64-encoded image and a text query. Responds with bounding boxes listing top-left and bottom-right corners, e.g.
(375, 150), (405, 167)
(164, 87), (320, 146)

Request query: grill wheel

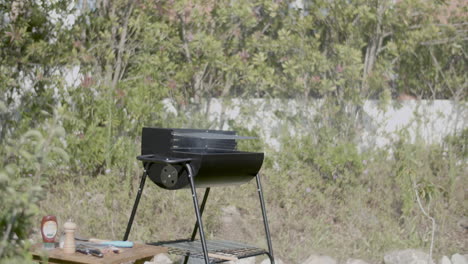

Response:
(161, 165), (179, 188)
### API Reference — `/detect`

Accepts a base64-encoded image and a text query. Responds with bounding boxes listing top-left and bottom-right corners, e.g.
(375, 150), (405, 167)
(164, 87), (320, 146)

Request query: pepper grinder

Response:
(63, 220), (76, 254)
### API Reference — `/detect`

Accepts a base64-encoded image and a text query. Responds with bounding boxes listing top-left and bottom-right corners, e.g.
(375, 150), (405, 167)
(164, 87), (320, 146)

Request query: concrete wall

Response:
(163, 98), (467, 152)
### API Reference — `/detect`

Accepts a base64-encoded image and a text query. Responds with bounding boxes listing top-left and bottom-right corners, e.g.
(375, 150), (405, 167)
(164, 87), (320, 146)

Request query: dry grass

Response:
(36, 141), (466, 264)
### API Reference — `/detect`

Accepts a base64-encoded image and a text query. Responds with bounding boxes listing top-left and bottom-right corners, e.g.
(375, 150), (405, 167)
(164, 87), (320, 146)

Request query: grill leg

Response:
(184, 188), (211, 264)
(189, 188), (211, 240)
(256, 174), (275, 264)
(186, 164), (211, 264)
(123, 163), (151, 241)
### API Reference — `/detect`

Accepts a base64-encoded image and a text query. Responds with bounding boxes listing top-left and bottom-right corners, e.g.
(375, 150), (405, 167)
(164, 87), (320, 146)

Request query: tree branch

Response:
(0, 209), (17, 258)
(412, 179), (436, 264)
(112, 0), (135, 89)
(421, 37), (468, 45)
(178, 13), (192, 63)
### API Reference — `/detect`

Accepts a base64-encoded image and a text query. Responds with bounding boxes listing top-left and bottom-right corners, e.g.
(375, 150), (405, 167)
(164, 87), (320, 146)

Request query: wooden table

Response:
(32, 243), (167, 264)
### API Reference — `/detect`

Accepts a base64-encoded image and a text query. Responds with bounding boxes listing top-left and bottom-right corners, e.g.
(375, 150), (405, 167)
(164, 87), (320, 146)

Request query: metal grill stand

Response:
(123, 156), (275, 264)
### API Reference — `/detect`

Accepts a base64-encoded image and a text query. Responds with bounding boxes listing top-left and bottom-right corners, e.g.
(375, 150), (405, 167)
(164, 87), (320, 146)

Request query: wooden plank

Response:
(32, 243), (167, 264)
(208, 252), (238, 261)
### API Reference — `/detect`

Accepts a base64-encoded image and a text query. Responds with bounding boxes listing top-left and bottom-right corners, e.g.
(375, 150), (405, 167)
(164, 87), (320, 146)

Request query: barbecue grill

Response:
(123, 128), (275, 264)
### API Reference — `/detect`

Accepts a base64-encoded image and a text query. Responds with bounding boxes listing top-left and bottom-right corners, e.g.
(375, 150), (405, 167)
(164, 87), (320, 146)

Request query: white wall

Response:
(164, 98), (467, 152)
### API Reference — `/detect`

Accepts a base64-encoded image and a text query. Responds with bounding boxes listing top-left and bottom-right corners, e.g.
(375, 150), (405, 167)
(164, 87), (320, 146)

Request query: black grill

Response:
(123, 128), (275, 264)
(139, 128), (264, 189)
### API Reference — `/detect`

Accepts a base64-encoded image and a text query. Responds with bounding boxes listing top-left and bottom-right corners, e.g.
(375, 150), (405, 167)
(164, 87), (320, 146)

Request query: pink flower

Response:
(336, 65), (344, 73)
(238, 50), (250, 62)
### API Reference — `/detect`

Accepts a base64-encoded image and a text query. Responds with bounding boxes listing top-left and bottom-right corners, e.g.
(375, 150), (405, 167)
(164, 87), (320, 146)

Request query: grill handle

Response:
(137, 154), (192, 165)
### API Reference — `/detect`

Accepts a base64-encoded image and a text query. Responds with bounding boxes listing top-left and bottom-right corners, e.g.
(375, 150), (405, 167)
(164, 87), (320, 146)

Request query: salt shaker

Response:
(63, 220), (76, 254)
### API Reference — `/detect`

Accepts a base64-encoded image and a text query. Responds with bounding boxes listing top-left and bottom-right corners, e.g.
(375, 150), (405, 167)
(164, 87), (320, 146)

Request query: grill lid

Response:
(173, 132), (256, 140)
(171, 130), (255, 153)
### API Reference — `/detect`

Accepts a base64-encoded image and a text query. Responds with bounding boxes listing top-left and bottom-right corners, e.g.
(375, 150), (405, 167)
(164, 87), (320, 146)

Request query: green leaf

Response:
(22, 130), (43, 141)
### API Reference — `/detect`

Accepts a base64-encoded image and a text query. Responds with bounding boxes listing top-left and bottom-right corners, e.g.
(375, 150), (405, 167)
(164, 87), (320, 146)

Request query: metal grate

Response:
(150, 240), (267, 263)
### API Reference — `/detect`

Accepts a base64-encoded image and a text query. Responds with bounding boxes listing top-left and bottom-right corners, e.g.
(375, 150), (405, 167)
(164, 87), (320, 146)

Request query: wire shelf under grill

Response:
(149, 239), (267, 263)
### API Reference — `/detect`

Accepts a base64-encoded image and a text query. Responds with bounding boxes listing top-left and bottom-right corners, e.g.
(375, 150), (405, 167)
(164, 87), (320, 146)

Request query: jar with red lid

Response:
(41, 215), (57, 249)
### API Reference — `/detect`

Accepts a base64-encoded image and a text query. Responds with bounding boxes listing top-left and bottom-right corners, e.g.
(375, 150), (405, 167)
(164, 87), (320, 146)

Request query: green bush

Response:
(0, 110), (68, 261)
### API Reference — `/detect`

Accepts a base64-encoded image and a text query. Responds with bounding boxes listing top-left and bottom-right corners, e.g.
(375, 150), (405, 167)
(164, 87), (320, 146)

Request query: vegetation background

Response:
(0, 0), (466, 263)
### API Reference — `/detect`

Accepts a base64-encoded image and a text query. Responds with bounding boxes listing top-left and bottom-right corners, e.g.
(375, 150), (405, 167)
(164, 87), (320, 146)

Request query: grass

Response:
(34, 136), (466, 264)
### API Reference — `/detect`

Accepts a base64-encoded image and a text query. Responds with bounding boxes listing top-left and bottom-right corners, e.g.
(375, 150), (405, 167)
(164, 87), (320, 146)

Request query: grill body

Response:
(141, 127), (264, 190)
(124, 127), (275, 264)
